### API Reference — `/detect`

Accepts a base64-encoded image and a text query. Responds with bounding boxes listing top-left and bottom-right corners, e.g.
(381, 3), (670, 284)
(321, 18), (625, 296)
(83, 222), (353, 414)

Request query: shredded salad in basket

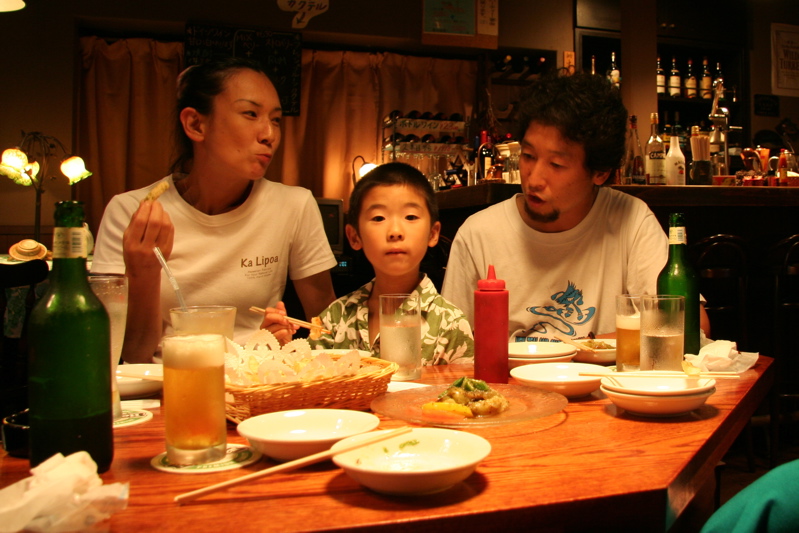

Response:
(224, 330), (382, 387)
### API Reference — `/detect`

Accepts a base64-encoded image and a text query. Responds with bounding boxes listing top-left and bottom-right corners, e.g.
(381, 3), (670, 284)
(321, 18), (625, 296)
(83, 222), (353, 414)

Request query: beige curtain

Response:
(75, 40), (477, 229)
(75, 37), (184, 232)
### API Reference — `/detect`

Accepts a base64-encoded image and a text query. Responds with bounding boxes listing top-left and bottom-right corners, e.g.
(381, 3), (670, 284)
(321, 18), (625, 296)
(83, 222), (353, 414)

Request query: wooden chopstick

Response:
(579, 372), (740, 379)
(174, 426), (413, 504)
(552, 333), (595, 353)
(248, 306), (332, 334)
(116, 371), (163, 381)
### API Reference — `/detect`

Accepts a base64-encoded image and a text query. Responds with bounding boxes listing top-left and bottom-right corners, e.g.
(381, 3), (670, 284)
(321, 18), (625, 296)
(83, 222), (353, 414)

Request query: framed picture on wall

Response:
(771, 23), (799, 97)
(422, 0), (498, 49)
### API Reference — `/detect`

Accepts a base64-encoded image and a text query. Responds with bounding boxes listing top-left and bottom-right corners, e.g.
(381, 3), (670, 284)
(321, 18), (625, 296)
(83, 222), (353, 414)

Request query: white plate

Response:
(331, 428), (491, 495)
(508, 342), (577, 359)
(116, 364), (163, 399)
(601, 374), (716, 396)
(237, 409), (380, 462)
(511, 362), (612, 398)
(602, 385), (715, 417)
(572, 339), (616, 365)
(508, 353), (576, 369)
(311, 349), (372, 358)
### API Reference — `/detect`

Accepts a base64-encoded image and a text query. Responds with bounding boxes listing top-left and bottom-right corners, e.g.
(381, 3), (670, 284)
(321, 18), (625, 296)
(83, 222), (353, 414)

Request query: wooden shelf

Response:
(612, 185), (799, 207)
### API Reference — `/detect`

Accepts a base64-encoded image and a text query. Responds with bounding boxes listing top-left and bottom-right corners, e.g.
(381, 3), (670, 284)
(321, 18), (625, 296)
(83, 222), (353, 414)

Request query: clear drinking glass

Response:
(169, 305), (236, 340)
(162, 333), (227, 465)
(89, 275), (128, 420)
(640, 295), (685, 371)
(379, 293), (422, 381)
(615, 294), (641, 372)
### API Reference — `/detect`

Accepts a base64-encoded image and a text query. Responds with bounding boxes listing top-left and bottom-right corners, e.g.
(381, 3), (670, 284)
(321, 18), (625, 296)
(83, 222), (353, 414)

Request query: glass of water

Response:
(378, 293), (422, 381)
(89, 275), (128, 420)
(640, 295), (685, 371)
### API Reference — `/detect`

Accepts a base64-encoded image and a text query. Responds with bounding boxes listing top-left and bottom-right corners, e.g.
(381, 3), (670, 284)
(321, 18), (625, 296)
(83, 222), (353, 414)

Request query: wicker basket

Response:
(225, 355), (398, 423)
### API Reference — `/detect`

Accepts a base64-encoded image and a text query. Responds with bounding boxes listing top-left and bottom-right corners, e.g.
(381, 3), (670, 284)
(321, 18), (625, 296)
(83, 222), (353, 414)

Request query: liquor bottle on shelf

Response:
(622, 115), (646, 185)
(683, 58), (697, 98)
(668, 57), (681, 98)
(28, 201), (113, 472)
(590, 55), (596, 75)
(700, 57), (713, 99)
(656, 56), (666, 95)
(664, 126), (686, 186)
(607, 51), (620, 89)
(657, 213), (700, 356)
(646, 113), (666, 185)
(714, 62), (725, 101)
(673, 111), (686, 153)
(478, 130), (494, 181)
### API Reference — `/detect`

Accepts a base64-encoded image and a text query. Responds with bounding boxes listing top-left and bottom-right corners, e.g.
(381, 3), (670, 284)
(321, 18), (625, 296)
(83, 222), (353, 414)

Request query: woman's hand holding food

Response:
(123, 198), (174, 279)
(259, 301), (299, 345)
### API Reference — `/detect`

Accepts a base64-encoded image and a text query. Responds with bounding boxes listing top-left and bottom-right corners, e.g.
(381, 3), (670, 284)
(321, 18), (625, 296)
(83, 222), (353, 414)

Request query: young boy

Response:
(311, 162), (473, 365)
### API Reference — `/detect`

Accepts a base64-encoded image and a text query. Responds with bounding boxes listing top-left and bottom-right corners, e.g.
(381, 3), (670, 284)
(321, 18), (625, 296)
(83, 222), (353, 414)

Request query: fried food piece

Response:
(421, 401), (474, 418)
(143, 181), (170, 202)
(309, 316), (323, 340)
(424, 377), (510, 419)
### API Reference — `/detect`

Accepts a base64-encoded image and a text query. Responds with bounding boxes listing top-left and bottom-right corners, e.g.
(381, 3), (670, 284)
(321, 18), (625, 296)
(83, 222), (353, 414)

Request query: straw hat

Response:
(8, 239), (48, 261)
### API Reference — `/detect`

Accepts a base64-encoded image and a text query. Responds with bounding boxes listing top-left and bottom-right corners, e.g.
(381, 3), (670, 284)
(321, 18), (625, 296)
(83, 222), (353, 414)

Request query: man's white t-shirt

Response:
(441, 188), (667, 340)
(91, 175), (337, 345)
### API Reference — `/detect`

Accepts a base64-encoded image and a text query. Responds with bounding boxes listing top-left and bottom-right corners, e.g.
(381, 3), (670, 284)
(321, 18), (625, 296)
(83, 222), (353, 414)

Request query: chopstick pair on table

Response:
(174, 426), (412, 504)
(248, 306), (331, 334)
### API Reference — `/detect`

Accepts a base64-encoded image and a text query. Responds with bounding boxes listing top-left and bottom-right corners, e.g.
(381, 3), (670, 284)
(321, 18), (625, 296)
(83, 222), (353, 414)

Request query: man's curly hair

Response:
(514, 70), (628, 180)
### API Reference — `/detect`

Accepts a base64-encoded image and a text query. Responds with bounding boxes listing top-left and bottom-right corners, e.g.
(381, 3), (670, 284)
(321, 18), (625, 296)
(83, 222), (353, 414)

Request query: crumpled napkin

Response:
(0, 451), (128, 533)
(684, 336), (759, 373)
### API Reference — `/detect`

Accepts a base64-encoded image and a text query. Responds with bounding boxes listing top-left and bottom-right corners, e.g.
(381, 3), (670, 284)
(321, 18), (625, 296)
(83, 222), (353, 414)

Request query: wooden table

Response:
(1, 357), (775, 532)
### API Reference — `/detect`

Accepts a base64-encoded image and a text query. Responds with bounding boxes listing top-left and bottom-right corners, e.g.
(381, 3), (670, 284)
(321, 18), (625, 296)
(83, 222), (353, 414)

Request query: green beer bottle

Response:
(657, 213), (700, 355)
(28, 201), (113, 472)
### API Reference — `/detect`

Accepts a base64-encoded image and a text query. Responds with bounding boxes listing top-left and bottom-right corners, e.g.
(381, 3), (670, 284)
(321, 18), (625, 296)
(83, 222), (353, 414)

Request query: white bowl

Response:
(602, 385), (715, 417)
(601, 374), (716, 396)
(572, 339), (617, 365)
(511, 362), (612, 398)
(237, 409), (380, 462)
(331, 428), (491, 495)
(508, 353), (576, 369)
(508, 342), (577, 359)
(116, 364), (163, 399)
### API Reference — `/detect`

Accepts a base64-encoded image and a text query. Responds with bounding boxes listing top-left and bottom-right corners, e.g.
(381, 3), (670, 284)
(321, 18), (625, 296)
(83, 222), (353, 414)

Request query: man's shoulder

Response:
(459, 195), (518, 230)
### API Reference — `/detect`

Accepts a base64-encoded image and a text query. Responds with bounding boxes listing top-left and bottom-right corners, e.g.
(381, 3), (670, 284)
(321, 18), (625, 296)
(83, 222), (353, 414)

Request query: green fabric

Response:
(310, 275), (474, 365)
(702, 459), (799, 533)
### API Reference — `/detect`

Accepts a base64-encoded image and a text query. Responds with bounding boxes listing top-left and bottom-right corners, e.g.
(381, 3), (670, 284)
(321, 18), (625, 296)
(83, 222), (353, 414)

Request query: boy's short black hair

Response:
(514, 70), (628, 178)
(347, 162), (439, 231)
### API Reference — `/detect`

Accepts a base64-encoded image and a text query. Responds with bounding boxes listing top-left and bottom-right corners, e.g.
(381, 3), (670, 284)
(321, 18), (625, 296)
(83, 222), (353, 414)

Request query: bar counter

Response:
(0, 357), (775, 532)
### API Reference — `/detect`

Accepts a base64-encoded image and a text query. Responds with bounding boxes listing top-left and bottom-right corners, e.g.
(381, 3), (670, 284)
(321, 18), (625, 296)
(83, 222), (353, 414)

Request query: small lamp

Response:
(0, 131), (92, 242)
(0, 0), (25, 12)
(351, 155), (377, 185)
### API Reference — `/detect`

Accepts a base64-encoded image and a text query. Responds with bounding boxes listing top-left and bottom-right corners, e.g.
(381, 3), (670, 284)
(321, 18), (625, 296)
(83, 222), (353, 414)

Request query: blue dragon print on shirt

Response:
(517, 281), (595, 341)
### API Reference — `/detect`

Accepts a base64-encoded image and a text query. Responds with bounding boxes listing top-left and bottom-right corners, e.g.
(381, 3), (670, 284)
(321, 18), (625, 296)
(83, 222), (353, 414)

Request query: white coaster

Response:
(113, 409), (153, 428)
(150, 444), (262, 473)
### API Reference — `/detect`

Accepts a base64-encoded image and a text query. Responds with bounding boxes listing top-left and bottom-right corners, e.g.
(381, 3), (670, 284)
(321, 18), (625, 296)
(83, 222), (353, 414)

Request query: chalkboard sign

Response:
(185, 23), (302, 116)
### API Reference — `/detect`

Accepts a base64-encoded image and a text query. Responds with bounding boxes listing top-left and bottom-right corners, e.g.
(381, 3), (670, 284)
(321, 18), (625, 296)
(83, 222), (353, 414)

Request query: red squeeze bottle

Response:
(474, 265), (509, 383)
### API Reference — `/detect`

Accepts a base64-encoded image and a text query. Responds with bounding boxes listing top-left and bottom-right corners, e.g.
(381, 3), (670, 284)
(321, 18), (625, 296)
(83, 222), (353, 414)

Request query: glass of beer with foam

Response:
(162, 333), (227, 465)
(616, 295), (641, 372)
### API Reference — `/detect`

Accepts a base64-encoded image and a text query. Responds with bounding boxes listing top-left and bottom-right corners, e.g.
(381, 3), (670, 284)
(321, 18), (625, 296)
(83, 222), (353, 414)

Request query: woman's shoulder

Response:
(255, 179), (314, 203)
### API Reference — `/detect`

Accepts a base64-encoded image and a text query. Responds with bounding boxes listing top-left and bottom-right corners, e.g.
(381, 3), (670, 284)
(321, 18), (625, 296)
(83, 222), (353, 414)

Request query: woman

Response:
(92, 57), (337, 363)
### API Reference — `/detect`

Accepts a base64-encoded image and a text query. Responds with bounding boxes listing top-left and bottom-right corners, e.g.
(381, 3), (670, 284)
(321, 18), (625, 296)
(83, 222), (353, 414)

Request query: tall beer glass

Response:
(162, 334), (227, 465)
(615, 295), (641, 372)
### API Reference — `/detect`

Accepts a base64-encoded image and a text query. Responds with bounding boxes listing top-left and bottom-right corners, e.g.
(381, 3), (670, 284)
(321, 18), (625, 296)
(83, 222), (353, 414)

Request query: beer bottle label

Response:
(668, 226), (687, 245)
(53, 227), (88, 258)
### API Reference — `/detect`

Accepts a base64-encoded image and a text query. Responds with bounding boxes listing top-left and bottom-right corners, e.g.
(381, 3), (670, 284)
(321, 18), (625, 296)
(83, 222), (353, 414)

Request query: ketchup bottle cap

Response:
(477, 265), (505, 290)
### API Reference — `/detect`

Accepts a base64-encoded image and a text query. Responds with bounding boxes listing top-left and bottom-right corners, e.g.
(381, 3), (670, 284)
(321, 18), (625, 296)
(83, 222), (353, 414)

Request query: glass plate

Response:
(371, 383), (568, 428)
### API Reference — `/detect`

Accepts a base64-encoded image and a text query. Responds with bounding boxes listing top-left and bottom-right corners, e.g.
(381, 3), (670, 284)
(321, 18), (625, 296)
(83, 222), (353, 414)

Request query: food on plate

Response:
(422, 377), (509, 419)
(579, 339), (614, 350)
(224, 329), (380, 386)
(143, 181), (170, 202)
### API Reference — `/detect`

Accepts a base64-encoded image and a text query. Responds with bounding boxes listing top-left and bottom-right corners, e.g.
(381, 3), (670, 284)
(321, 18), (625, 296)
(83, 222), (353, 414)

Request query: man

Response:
(442, 71), (708, 341)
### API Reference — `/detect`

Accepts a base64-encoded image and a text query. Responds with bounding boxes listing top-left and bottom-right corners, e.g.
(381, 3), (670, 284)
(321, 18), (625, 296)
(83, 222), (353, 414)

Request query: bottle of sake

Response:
(28, 201), (113, 472)
(657, 213), (700, 356)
